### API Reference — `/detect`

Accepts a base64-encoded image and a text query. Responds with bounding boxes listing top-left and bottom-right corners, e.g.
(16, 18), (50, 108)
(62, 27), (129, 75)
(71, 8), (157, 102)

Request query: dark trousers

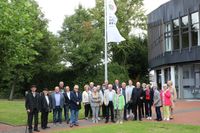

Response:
(106, 101), (114, 121)
(155, 106), (162, 120)
(84, 104), (92, 118)
(141, 102), (145, 117)
(28, 109), (38, 130)
(124, 104), (127, 120)
(145, 100), (152, 117)
(133, 103), (142, 120)
(64, 105), (70, 122)
(41, 111), (49, 128)
(102, 103), (106, 118)
(53, 106), (62, 123)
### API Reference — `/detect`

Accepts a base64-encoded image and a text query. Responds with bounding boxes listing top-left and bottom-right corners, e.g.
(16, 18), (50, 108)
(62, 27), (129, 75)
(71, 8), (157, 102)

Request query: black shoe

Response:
(111, 120), (115, 123)
(139, 119), (142, 121)
(124, 118), (128, 121)
(74, 124), (79, 126)
(34, 129), (40, 132)
(105, 120), (108, 123)
(45, 126), (50, 129)
(67, 121), (69, 124)
(157, 119), (162, 121)
(70, 124), (73, 128)
(41, 127), (46, 129)
(28, 129), (33, 133)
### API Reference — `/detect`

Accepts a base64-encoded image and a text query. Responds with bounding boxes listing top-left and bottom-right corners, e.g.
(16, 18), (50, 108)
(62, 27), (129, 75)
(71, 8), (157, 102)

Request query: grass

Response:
(1, 100), (200, 133)
(56, 122), (200, 133)
(0, 100), (84, 126)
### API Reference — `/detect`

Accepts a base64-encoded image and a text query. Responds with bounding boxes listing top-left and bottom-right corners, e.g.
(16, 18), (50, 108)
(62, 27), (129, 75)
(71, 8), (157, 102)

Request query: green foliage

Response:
(0, 100), (85, 125)
(0, 0), (148, 98)
(59, 0), (148, 87)
(0, 0), (63, 99)
(59, 5), (104, 87)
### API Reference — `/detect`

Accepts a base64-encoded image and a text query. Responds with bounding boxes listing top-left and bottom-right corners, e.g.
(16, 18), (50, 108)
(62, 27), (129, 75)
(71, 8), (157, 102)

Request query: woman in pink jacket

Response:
(162, 84), (172, 121)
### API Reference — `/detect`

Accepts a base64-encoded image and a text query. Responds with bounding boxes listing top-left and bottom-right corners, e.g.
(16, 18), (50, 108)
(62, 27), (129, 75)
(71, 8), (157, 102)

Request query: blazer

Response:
(51, 92), (65, 109)
(126, 85), (134, 103)
(131, 87), (144, 105)
(162, 89), (172, 106)
(90, 92), (101, 107)
(153, 89), (162, 107)
(40, 93), (52, 112)
(63, 92), (71, 106)
(25, 92), (40, 112)
(113, 84), (121, 92)
(82, 91), (91, 104)
(104, 89), (115, 106)
(70, 91), (82, 110)
(113, 94), (125, 110)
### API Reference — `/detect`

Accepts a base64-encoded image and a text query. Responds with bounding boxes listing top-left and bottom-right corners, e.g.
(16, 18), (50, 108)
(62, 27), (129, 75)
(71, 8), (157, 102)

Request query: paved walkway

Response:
(0, 100), (200, 133)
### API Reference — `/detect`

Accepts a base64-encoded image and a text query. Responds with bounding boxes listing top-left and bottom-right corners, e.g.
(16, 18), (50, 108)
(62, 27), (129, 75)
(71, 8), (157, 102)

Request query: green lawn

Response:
(57, 122), (200, 133)
(0, 100), (84, 126)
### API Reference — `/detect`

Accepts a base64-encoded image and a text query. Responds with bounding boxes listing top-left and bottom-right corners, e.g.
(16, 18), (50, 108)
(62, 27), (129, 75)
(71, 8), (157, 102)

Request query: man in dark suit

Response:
(131, 82), (143, 121)
(113, 79), (121, 92)
(25, 85), (40, 133)
(40, 88), (52, 129)
(69, 85), (82, 128)
(51, 86), (65, 124)
(63, 86), (71, 124)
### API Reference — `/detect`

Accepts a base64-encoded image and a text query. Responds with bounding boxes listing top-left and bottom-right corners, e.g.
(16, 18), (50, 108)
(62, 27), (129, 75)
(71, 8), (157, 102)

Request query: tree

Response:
(91, 0), (148, 82)
(0, 0), (63, 100)
(59, 5), (104, 86)
(59, 0), (148, 86)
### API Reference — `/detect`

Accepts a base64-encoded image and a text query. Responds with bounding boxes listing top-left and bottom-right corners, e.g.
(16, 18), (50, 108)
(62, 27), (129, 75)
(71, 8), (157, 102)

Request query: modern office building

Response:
(148, 0), (200, 99)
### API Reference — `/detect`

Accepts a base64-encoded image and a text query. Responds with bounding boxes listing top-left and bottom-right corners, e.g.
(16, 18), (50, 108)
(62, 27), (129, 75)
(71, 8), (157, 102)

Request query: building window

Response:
(164, 23), (172, 51)
(191, 12), (200, 46)
(181, 16), (189, 48)
(173, 19), (180, 49)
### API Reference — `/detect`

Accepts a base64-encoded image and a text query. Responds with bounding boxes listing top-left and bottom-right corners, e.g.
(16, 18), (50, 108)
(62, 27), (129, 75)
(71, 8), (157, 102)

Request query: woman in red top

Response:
(162, 84), (172, 121)
(144, 84), (154, 120)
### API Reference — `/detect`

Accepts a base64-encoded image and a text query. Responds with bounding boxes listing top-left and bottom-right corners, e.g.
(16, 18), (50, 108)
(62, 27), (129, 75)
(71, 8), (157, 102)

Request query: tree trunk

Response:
(9, 80), (16, 101)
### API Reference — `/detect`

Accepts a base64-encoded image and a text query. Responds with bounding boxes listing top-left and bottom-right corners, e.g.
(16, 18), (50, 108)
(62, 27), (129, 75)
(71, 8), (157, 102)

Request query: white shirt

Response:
(67, 92), (70, 100)
(126, 85), (135, 102)
(45, 96), (49, 105)
(32, 92), (36, 97)
(108, 91), (114, 101)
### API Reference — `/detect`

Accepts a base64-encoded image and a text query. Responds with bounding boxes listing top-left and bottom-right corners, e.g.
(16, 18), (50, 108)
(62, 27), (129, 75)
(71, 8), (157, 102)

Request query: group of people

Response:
(25, 80), (177, 133)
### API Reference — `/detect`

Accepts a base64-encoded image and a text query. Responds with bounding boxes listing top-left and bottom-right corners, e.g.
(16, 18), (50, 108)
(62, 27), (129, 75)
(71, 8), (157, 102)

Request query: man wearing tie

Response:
(40, 88), (52, 129)
(25, 85), (40, 133)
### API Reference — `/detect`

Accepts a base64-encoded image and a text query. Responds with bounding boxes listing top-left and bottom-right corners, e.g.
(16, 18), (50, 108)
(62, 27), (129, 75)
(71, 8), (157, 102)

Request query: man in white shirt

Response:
(63, 86), (71, 124)
(104, 84), (115, 123)
(126, 80), (135, 118)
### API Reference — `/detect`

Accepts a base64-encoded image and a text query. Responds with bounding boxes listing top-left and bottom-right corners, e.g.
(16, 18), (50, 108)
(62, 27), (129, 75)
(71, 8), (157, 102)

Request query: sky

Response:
(35, 0), (170, 34)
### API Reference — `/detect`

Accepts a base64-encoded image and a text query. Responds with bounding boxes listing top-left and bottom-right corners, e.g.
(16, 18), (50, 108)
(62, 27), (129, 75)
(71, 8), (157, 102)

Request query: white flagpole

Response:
(104, 0), (108, 81)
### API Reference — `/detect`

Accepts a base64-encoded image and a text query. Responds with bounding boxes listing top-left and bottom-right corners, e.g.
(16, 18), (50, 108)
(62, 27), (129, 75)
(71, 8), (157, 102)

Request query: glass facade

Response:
(182, 64), (200, 99)
(164, 24), (172, 51)
(163, 12), (200, 50)
(181, 16), (189, 48)
(191, 12), (200, 46)
(173, 19), (180, 49)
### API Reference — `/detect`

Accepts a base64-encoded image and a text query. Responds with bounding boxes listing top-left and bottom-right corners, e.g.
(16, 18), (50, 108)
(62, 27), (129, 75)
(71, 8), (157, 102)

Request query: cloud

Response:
(36, 0), (169, 34)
